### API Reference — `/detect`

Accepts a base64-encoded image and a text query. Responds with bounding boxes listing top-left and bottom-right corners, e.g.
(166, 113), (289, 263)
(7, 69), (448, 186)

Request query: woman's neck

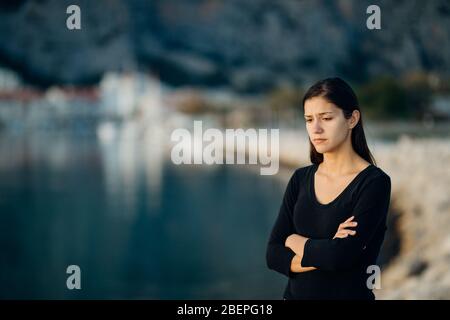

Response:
(320, 152), (367, 177)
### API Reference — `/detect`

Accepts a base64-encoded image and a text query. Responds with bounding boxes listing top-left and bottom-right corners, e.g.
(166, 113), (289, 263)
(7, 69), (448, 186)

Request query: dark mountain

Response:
(0, 0), (449, 91)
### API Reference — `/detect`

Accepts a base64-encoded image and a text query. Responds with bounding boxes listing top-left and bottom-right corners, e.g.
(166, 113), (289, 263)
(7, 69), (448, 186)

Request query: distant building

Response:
(0, 67), (21, 90)
(429, 95), (450, 120)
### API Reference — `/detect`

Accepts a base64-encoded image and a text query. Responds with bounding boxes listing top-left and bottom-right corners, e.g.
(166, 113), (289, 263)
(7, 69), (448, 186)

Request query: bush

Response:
(402, 73), (433, 119)
(357, 74), (432, 120)
(357, 76), (409, 120)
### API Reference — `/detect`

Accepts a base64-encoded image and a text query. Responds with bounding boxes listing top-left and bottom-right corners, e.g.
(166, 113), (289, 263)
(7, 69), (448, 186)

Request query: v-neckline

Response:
(310, 163), (373, 208)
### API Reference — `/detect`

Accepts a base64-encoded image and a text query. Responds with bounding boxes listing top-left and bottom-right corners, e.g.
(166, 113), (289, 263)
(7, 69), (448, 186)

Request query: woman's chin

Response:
(315, 145), (327, 152)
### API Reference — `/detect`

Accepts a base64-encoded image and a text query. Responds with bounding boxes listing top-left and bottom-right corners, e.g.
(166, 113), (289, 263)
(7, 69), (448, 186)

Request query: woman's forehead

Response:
(304, 98), (338, 116)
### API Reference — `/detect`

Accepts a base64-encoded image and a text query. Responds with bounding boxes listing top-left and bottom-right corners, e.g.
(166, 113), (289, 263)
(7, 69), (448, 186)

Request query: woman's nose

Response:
(312, 120), (323, 132)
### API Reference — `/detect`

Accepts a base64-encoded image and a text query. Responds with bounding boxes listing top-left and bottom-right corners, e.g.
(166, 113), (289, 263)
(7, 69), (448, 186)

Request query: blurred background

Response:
(0, 0), (449, 299)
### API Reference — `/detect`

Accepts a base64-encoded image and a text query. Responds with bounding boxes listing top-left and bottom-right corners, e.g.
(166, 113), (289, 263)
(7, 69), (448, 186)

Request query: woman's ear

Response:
(349, 110), (360, 129)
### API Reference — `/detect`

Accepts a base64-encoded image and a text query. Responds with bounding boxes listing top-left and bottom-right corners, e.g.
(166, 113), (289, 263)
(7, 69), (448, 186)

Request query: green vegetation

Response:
(357, 74), (433, 120)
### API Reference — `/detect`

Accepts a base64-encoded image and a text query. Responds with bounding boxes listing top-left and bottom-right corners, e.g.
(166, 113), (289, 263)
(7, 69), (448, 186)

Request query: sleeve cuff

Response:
(285, 249), (297, 278)
(300, 238), (314, 268)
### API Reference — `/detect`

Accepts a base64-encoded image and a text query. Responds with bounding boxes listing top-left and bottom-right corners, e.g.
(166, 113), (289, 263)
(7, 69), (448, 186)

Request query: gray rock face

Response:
(0, 0), (134, 86)
(1, 0), (449, 90)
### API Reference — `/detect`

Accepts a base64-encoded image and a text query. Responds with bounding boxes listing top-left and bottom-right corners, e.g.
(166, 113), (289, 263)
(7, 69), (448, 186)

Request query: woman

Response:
(266, 77), (391, 300)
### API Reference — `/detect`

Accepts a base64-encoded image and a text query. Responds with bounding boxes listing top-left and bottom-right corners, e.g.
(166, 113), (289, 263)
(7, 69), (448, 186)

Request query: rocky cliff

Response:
(0, 0), (449, 91)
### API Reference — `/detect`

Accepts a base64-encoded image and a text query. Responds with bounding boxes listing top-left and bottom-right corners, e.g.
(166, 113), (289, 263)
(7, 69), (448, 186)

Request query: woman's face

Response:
(304, 96), (358, 153)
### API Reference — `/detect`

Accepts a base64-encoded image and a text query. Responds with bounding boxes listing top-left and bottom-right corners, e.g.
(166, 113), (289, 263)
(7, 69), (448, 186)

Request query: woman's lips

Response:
(313, 139), (327, 144)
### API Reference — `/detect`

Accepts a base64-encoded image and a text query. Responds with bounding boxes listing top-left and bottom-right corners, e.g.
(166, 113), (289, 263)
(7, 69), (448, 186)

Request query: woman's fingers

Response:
(339, 221), (358, 229)
(334, 228), (357, 239)
(344, 216), (355, 223)
(339, 229), (356, 236)
(334, 232), (348, 239)
(334, 216), (358, 239)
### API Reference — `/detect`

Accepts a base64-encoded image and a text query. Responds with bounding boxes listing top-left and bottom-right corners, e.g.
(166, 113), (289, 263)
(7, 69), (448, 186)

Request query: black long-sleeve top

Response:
(266, 163), (391, 300)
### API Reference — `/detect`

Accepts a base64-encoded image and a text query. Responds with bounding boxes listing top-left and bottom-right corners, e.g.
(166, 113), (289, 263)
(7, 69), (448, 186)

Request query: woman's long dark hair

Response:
(302, 77), (376, 166)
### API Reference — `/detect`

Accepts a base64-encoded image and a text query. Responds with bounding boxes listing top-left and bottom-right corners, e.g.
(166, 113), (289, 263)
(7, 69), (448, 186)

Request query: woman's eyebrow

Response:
(304, 112), (333, 117)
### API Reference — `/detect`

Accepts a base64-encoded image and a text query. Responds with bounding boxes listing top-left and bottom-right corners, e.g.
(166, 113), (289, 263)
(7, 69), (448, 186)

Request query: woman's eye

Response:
(305, 118), (332, 122)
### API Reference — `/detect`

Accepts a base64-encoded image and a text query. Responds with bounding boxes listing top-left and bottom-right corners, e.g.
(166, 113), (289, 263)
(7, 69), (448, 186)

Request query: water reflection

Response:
(0, 129), (287, 299)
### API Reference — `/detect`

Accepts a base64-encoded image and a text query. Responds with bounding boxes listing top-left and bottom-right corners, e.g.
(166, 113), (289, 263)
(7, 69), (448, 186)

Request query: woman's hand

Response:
(333, 216), (358, 239)
(290, 255), (316, 273)
(285, 234), (303, 249)
(285, 234), (308, 257)
(285, 234), (315, 272)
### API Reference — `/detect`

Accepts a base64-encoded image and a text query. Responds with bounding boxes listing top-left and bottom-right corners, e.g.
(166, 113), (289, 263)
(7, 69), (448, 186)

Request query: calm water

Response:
(0, 131), (289, 299)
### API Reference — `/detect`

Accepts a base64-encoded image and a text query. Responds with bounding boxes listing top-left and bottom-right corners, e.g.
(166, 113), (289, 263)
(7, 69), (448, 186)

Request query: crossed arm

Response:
(266, 169), (391, 277)
(285, 216), (357, 273)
